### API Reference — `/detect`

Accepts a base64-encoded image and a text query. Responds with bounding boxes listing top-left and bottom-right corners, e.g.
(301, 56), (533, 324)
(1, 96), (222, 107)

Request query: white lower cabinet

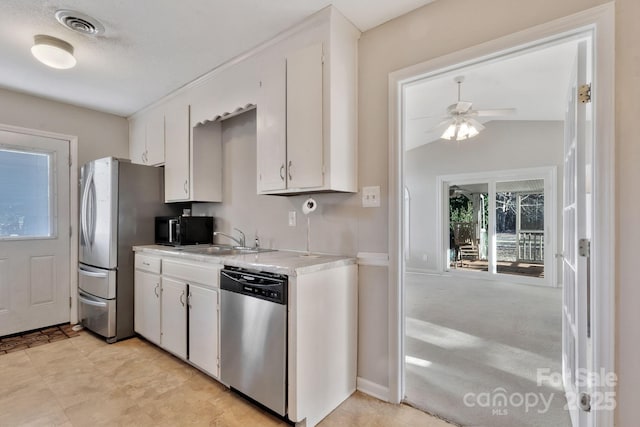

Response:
(188, 284), (219, 377)
(160, 276), (188, 359)
(134, 255), (162, 346)
(134, 254), (221, 377)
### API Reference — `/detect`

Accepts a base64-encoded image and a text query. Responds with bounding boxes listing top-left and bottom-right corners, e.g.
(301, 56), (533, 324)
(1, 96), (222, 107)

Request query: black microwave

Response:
(155, 216), (214, 246)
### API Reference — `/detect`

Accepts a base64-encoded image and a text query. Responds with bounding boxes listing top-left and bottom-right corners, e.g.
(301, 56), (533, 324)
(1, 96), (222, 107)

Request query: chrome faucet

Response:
(214, 228), (246, 248)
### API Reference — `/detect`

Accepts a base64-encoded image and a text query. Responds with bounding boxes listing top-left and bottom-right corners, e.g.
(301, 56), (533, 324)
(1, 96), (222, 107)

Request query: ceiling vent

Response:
(55, 10), (105, 37)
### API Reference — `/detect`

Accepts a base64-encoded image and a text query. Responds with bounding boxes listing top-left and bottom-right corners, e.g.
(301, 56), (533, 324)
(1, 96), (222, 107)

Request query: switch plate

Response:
(362, 186), (381, 208)
(288, 211), (297, 226)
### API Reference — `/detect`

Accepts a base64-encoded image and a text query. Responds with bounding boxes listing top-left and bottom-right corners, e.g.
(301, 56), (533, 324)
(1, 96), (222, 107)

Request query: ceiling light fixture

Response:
(31, 35), (76, 69)
(441, 117), (481, 141)
(440, 76), (484, 141)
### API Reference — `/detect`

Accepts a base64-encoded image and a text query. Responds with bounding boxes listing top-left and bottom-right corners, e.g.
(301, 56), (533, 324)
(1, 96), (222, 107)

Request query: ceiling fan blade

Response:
(473, 108), (517, 117)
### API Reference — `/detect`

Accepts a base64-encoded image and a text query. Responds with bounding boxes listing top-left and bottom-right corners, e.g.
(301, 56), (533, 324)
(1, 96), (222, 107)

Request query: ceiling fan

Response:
(415, 76), (517, 141)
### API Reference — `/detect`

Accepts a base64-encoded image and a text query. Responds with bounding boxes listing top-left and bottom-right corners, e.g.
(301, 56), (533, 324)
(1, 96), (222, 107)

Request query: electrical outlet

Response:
(362, 186), (381, 208)
(288, 211), (296, 226)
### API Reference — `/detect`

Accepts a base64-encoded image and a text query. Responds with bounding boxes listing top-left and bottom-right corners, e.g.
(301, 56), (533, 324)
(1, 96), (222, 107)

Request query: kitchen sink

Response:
(181, 245), (273, 256)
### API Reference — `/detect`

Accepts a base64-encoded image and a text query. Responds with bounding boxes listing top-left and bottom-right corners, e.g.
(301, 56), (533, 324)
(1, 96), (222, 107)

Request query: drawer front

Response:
(162, 259), (221, 287)
(78, 264), (116, 299)
(135, 254), (161, 274)
(78, 290), (116, 339)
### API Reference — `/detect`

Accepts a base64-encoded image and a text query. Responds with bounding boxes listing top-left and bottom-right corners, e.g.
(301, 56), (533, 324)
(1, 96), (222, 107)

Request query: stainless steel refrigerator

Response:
(78, 157), (172, 343)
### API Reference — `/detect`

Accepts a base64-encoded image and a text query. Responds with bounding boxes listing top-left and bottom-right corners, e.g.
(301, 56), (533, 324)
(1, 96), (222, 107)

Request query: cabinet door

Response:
(129, 117), (147, 165)
(134, 269), (161, 345)
(257, 55), (287, 193)
(145, 108), (165, 166)
(165, 101), (190, 202)
(286, 43), (324, 190)
(188, 284), (219, 377)
(161, 277), (187, 359)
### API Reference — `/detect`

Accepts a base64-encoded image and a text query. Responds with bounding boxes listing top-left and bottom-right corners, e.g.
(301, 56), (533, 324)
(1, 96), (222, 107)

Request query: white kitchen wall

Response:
(405, 120), (564, 276)
(0, 87), (129, 166)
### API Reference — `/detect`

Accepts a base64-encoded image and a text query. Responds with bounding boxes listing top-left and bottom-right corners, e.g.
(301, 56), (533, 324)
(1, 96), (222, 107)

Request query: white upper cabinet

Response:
(164, 95), (223, 203)
(164, 97), (191, 202)
(129, 116), (146, 165)
(128, 106), (165, 166)
(256, 7), (360, 195)
(145, 109), (165, 165)
(286, 42), (324, 190)
(256, 55), (287, 193)
(128, 6), (358, 198)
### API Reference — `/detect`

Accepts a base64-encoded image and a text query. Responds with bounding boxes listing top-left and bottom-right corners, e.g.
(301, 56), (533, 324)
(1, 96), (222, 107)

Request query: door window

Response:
(496, 180), (545, 277)
(0, 147), (54, 239)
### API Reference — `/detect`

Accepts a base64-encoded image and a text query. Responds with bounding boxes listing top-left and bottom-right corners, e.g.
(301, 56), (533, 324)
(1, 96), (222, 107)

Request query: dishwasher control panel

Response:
(220, 266), (287, 305)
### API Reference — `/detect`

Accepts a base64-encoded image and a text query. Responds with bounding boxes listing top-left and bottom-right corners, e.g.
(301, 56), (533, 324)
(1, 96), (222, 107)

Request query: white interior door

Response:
(0, 130), (70, 336)
(562, 40), (592, 427)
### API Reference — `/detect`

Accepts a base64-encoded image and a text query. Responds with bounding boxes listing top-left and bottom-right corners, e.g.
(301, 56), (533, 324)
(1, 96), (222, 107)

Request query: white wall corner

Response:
(357, 252), (389, 267)
(356, 377), (390, 402)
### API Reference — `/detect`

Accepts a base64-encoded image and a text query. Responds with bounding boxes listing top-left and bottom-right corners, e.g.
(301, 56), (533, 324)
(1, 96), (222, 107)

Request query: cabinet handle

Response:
(288, 160), (293, 181)
(154, 283), (159, 298)
(187, 291), (192, 308)
(280, 164), (285, 181)
(180, 290), (185, 307)
(183, 180), (188, 194)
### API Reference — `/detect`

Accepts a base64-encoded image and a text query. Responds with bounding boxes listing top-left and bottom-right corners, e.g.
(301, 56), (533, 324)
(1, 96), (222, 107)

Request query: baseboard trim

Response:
(356, 377), (390, 402)
(357, 252), (389, 267)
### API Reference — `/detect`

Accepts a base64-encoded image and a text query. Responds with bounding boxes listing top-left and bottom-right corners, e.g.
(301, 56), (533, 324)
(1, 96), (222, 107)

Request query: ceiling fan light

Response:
(467, 124), (480, 138)
(31, 35), (76, 69)
(441, 123), (456, 140)
(457, 121), (471, 140)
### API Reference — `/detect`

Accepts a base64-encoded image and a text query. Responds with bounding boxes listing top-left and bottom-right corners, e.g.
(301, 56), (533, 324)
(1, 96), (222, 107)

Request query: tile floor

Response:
(0, 330), (452, 426)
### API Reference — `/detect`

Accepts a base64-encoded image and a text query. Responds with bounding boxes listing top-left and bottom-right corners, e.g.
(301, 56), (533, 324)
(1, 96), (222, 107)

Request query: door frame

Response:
(0, 123), (79, 324)
(387, 4), (614, 427)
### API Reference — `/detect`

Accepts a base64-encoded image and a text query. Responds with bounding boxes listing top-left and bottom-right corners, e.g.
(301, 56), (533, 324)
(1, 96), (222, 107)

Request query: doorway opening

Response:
(392, 12), (614, 424)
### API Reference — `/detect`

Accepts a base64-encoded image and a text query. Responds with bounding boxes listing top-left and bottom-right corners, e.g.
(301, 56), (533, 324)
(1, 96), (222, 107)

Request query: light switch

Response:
(288, 211), (297, 226)
(362, 186), (381, 208)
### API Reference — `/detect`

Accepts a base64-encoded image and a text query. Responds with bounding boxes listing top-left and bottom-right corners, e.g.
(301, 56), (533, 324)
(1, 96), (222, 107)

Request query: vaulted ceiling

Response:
(404, 39), (581, 150)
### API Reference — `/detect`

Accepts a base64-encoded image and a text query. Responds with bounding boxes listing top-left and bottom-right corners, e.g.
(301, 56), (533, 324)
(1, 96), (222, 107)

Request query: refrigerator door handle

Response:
(88, 175), (97, 245)
(80, 167), (93, 247)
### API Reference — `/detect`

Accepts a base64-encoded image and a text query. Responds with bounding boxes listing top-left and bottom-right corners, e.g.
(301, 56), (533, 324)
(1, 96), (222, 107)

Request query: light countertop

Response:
(132, 245), (356, 276)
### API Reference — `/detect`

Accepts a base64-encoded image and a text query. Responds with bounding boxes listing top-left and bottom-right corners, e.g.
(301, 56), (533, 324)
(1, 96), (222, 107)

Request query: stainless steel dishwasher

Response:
(220, 266), (288, 416)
